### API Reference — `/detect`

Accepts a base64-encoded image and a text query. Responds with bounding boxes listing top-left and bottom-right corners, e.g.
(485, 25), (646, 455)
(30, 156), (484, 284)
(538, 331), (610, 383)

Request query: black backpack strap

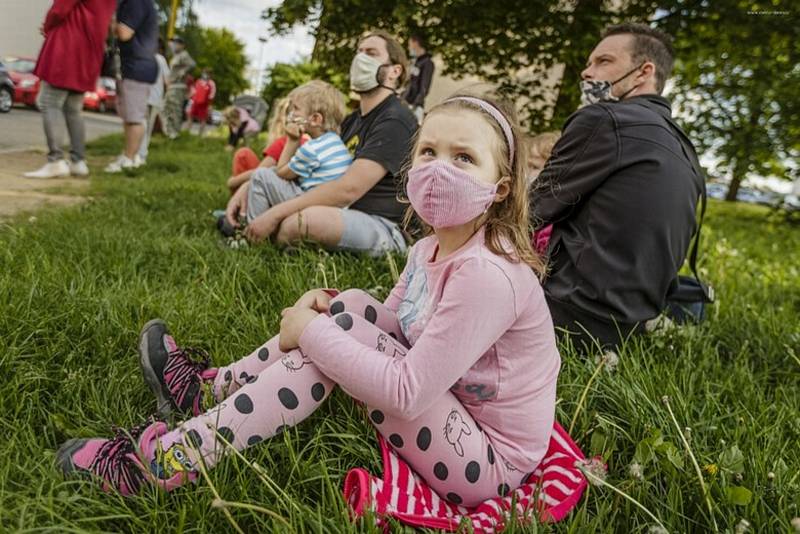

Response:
(662, 115), (714, 303)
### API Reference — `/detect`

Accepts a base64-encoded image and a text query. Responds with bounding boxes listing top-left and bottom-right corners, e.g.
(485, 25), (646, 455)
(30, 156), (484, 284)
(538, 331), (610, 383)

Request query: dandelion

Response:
(703, 463), (718, 476)
(576, 457), (607, 485)
(734, 519), (750, 533)
(790, 517), (800, 532)
(595, 350), (619, 372)
(28, 216), (37, 223)
(629, 462), (643, 480)
(648, 526), (669, 534)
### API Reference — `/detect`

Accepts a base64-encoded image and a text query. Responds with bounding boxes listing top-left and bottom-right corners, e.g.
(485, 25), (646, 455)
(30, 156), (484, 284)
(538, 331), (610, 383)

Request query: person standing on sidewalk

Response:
(24, 0), (116, 179)
(402, 32), (435, 124)
(137, 38), (169, 164)
(104, 0), (159, 173)
(162, 36), (195, 139)
(185, 68), (216, 137)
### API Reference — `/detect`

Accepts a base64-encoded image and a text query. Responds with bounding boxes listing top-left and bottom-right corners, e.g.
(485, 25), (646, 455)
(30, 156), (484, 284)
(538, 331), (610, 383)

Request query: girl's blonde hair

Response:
(223, 106), (241, 127)
(266, 97), (290, 142)
(401, 92), (546, 277)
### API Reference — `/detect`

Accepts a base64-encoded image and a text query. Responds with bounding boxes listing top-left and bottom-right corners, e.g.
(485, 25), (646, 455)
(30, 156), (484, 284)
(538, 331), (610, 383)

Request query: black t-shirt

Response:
(340, 94), (417, 222)
(117, 0), (158, 83)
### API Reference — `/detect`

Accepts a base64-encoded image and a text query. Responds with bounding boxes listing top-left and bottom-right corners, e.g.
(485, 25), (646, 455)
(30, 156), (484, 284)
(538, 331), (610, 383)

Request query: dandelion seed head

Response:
(734, 518), (751, 534)
(648, 526), (668, 534)
(629, 462), (643, 480)
(790, 517), (800, 532)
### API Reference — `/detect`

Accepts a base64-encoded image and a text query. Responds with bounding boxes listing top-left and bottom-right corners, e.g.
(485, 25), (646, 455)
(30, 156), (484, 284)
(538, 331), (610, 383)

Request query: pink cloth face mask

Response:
(407, 159), (498, 228)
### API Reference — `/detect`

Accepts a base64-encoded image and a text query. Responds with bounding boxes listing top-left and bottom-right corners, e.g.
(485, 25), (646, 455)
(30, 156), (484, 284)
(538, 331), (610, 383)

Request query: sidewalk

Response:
(0, 149), (89, 220)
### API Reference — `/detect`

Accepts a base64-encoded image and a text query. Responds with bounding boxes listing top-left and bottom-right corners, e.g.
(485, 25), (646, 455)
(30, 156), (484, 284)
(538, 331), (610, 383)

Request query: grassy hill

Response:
(1, 134), (798, 532)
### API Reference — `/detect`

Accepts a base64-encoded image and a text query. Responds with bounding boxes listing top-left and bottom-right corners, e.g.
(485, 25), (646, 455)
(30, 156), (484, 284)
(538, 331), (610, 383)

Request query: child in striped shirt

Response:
(239, 81), (351, 228)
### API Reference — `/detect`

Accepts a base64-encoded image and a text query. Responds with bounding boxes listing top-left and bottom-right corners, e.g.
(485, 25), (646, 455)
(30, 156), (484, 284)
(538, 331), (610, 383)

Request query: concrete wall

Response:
(0, 0), (50, 59)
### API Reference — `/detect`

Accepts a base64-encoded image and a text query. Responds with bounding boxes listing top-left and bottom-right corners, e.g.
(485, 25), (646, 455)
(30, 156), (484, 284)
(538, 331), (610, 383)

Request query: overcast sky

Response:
(194, 0), (315, 75)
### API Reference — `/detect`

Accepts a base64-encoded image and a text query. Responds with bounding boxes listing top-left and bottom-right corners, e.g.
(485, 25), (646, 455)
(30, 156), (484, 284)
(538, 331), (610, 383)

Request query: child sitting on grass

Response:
(217, 80), (352, 238)
(57, 92), (561, 510)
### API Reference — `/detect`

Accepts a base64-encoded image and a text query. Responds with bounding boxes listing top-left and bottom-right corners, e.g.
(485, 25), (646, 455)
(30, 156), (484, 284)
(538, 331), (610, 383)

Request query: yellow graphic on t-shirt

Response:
(345, 134), (360, 156)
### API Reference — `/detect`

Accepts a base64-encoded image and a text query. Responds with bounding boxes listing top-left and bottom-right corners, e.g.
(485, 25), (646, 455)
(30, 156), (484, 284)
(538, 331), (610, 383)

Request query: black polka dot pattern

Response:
(329, 301), (345, 315)
(446, 492), (463, 504)
(258, 347), (269, 361)
(217, 426), (235, 443)
(487, 445), (495, 465)
(389, 434), (404, 448)
(234, 393), (254, 414)
(416, 427), (431, 451)
(246, 375), (257, 384)
(370, 410), (384, 424)
(311, 382), (326, 402)
(434, 462), (449, 481)
(224, 370), (232, 382)
(520, 472), (531, 485)
(247, 435), (262, 446)
(278, 387), (299, 409)
(498, 483), (510, 496)
(334, 313), (353, 331)
(275, 424), (288, 434)
(364, 305), (377, 324)
(465, 461), (481, 483)
(186, 429), (203, 448)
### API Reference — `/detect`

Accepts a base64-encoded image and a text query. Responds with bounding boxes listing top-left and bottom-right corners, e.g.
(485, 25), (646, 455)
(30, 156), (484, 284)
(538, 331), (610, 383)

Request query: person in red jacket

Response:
(185, 68), (216, 137)
(24, 0), (116, 179)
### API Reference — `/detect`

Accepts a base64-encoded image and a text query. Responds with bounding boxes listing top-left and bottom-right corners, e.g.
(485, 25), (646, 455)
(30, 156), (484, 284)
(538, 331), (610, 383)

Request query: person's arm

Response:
(275, 136), (302, 180)
(115, 0), (143, 43)
(42, 0), (82, 33)
(531, 105), (619, 227)
(382, 248), (415, 312)
(298, 259), (518, 420)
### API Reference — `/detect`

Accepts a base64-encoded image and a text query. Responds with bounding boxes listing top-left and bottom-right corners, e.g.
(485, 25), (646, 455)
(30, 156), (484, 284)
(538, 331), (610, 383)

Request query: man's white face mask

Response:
(349, 52), (390, 93)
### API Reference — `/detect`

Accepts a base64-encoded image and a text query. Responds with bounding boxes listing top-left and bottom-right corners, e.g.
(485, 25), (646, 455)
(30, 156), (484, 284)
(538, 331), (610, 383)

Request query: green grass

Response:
(1, 134), (798, 533)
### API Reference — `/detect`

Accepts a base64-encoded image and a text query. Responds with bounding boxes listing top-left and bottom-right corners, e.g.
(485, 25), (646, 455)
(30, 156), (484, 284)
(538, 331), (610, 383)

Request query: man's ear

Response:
(637, 61), (656, 84)
(494, 177), (511, 203)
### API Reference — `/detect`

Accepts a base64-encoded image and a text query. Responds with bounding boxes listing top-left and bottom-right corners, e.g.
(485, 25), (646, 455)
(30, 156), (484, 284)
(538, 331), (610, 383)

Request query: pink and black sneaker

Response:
(55, 420), (194, 495)
(138, 319), (217, 417)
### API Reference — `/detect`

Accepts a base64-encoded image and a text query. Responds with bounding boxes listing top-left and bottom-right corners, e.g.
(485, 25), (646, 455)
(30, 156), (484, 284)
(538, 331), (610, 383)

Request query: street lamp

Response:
(257, 36), (267, 93)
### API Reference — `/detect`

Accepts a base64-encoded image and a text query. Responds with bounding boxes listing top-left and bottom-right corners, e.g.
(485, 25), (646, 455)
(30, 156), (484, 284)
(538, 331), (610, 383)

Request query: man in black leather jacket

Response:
(531, 23), (704, 349)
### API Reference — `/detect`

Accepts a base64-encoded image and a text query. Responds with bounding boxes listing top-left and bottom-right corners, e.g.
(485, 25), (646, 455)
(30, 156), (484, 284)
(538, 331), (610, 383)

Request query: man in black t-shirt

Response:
(105, 0), (159, 173)
(226, 30), (417, 256)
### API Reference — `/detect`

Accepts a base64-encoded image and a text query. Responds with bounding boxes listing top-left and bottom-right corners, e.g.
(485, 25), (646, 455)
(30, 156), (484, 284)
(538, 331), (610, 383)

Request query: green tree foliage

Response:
(660, 1), (799, 199)
(260, 60), (349, 109)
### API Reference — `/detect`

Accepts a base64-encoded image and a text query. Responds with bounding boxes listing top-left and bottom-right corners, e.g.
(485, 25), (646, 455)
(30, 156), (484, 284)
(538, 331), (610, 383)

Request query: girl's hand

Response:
(293, 289), (334, 313)
(279, 307), (319, 352)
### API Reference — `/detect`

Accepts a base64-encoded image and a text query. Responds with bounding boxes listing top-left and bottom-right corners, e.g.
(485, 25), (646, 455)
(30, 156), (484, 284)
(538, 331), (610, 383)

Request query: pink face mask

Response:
(407, 159), (498, 228)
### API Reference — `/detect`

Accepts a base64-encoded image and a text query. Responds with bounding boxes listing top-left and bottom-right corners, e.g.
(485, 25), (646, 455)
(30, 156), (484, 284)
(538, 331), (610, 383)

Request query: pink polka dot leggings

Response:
(160, 290), (518, 506)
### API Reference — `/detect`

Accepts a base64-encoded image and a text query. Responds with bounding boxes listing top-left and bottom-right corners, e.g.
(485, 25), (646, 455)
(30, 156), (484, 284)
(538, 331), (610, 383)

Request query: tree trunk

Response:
(725, 170), (743, 202)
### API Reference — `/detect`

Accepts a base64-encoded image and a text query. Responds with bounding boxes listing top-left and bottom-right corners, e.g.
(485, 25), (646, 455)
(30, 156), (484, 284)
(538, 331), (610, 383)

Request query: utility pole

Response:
(257, 36), (267, 93)
(167, 0), (181, 39)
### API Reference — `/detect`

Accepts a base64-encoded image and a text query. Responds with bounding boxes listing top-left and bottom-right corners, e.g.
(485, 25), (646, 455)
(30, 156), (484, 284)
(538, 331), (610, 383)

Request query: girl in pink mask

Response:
(56, 93), (561, 510)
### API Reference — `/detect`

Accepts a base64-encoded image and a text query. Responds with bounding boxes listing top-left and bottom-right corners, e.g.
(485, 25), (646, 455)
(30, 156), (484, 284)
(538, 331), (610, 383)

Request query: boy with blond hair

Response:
(218, 80), (352, 236)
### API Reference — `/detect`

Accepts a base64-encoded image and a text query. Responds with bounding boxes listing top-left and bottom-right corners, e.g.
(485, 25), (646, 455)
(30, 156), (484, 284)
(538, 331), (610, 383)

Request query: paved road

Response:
(0, 106), (122, 153)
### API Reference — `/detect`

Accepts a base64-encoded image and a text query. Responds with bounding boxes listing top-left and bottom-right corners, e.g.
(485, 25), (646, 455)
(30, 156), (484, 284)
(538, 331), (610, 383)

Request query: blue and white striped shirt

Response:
(288, 131), (353, 190)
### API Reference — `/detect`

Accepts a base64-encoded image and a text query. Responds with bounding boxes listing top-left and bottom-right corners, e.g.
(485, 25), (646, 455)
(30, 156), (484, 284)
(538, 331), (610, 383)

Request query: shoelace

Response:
(88, 423), (149, 493)
(164, 347), (211, 406)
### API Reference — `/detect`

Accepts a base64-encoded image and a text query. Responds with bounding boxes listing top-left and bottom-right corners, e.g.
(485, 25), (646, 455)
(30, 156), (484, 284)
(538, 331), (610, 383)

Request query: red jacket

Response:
(33, 0), (116, 93)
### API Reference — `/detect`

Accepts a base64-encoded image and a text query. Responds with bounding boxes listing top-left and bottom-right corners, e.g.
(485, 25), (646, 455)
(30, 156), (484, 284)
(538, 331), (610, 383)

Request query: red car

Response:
(3, 56), (40, 107)
(83, 77), (117, 113)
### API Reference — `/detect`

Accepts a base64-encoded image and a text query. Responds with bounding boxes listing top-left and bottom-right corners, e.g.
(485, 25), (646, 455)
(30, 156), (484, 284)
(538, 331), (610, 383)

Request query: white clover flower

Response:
(734, 519), (751, 534)
(648, 526), (668, 534)
(790, 517), (800, 532)
(629, 462), (643, 480)
(594, 350), (619, 372)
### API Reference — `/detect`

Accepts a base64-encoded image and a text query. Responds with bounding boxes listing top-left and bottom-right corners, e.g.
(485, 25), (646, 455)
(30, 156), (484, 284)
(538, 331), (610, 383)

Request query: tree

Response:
(260, 60), (349, 109)
(185, 27), (249, 106)
(659, 1), (800, 200)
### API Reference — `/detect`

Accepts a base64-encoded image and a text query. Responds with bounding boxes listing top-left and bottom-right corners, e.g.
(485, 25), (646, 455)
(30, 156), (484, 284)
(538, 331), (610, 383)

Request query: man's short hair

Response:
(602, 23), (674, 94)
(409, 32), (427, 50)
(289, 80), (347, 132)
(360, 30), (409, 87)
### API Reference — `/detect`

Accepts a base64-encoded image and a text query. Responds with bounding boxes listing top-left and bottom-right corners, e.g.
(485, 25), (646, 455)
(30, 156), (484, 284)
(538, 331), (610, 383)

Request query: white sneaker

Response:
(104, 155), (138, 173)
(23, 159), (70, 179)
(69, 160), (90, 177)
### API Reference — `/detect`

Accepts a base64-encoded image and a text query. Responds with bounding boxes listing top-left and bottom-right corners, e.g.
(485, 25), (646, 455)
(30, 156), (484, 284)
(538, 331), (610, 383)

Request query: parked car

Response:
(83, 77), (117, 113)
(3, 56), (39, 107)
(0, 61), (14, 113)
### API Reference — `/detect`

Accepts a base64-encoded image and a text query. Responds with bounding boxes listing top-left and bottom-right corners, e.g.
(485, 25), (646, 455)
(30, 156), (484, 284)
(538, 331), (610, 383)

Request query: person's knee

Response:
(252, 166), (280, 186)
(275, 212), (304, 244)
(329, 289), (377, 316)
